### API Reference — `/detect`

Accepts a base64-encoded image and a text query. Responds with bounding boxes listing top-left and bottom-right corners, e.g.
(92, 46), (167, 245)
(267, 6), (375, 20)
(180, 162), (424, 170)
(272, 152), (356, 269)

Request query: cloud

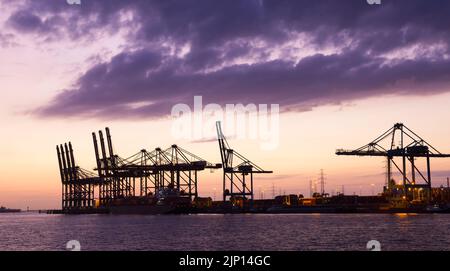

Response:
(7, 10), (46, 32)
(35, 46), (450, 118)
(4, 0), (450, 119)
(0, 32), (17, 47)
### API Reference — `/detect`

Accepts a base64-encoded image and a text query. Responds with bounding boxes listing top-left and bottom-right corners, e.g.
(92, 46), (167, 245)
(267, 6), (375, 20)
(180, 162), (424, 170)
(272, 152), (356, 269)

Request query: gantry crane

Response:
(336, 123), (450, 202)
(92, 128), (134, 205)
(57, 127), (221, 212)
(216, 121), (272, 207)
(56, 142), (102, 211)
(92, 128), (221, 205)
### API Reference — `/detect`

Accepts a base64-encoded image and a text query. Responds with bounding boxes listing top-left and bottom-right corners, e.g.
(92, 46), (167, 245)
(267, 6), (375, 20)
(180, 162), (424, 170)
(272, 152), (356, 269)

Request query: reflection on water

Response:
(0, 212), (449, 251)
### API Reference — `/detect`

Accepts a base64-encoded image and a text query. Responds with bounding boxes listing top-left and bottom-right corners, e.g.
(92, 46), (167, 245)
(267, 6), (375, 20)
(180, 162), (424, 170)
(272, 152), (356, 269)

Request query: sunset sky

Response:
(1, 0), (450, 209)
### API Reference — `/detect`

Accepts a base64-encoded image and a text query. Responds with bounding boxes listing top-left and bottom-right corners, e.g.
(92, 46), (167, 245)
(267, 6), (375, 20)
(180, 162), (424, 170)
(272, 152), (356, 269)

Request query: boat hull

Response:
(109, 204), (177, 215)
(0, 208), (21, 213)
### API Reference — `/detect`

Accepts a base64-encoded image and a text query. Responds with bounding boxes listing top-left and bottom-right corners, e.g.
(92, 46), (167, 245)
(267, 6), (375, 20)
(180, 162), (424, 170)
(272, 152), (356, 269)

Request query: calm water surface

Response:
(0, 212), (449, 251)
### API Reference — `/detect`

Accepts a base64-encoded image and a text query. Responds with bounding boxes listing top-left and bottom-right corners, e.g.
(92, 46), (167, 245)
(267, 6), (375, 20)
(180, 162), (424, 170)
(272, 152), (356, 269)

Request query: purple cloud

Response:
(5, 0), (450, 119)
(7, 10), (45, 32)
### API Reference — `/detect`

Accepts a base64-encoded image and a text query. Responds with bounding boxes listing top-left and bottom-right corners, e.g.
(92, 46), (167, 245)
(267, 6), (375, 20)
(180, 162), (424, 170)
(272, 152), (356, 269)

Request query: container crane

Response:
(216, 121), (272, 208)
(336, 123), (450, 202)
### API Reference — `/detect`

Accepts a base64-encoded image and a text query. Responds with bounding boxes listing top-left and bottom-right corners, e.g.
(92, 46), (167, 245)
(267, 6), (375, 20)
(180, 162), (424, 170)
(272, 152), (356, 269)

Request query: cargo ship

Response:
(109, 186), (192, 215)
(0, 206), (21, 213)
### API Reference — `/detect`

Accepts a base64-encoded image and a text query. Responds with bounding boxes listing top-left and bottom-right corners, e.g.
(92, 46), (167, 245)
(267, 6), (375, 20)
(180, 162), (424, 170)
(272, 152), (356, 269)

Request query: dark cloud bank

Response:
(6, 0), (450, 119)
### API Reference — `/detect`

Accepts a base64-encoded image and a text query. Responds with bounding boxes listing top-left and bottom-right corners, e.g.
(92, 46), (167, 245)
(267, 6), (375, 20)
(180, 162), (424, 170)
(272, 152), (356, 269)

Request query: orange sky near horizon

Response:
(1, 1), (450, 210)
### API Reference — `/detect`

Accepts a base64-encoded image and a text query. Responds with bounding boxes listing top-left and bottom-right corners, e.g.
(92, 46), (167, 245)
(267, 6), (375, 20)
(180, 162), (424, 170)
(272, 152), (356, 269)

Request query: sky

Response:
(1, 0), (450, 209)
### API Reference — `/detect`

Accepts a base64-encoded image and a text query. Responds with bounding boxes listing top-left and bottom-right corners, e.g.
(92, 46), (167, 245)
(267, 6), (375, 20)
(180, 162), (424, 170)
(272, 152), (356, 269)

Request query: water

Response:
(0, 212), (449, 251)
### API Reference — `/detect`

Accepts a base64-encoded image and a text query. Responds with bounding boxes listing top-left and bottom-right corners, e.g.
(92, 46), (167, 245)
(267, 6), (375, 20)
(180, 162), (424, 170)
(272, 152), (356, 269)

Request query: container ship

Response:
(109, 186), (192, 215)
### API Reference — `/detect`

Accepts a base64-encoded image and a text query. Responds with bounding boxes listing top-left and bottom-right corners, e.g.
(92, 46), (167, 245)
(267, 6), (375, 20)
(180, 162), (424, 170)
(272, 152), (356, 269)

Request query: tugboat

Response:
(109, 185), (192, 215)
